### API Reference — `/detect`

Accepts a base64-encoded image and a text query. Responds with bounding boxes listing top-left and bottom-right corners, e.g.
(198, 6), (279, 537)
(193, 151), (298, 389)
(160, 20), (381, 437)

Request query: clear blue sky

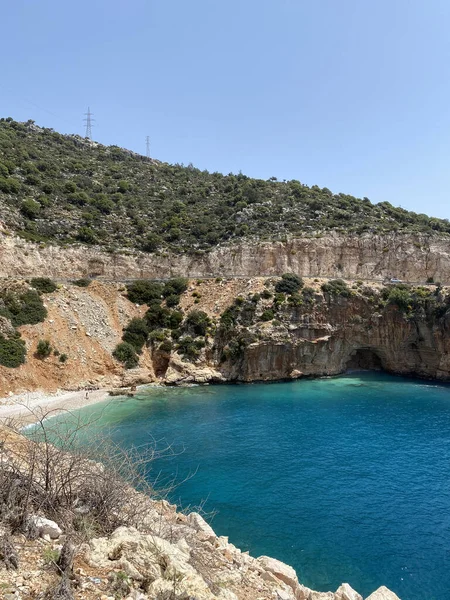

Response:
(2, 0), (450, 219)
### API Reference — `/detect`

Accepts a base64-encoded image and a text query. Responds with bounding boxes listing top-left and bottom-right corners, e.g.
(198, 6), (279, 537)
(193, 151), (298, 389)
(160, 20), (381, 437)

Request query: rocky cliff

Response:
(1, 276), (449, 398)
(0, 425), (401, 600)
(1, 230), (450, 282)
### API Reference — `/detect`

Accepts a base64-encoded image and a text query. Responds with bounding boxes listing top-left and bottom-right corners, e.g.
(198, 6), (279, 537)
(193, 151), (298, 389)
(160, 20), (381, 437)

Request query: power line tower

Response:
(146, 135), (150, 158)
(83, 107), (94, 139)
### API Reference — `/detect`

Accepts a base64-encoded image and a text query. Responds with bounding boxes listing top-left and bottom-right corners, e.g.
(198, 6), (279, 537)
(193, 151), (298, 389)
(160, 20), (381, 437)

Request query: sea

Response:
(45, 373), (450, 600)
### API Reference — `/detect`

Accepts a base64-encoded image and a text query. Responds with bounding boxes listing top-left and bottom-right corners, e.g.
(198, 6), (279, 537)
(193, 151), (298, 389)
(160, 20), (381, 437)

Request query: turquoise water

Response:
(52, 373), (450, 600)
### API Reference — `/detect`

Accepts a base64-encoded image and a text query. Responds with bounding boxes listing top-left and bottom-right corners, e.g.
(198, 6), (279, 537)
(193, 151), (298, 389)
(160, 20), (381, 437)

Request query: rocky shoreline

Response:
(0, 425), (400, 600)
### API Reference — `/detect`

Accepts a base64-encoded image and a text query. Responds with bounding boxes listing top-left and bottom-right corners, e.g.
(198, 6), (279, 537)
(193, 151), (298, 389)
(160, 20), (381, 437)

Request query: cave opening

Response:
(345, 348), (384, 372)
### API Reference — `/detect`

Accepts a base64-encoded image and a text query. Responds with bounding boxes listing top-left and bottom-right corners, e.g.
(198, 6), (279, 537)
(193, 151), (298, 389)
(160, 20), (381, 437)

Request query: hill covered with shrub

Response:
(0, 118), (449, 254)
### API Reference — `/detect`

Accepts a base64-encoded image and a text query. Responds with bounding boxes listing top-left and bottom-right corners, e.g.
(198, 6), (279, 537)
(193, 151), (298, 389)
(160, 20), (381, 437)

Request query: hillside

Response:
(0, 118), (449, 255)
(1, 276), (449, 398)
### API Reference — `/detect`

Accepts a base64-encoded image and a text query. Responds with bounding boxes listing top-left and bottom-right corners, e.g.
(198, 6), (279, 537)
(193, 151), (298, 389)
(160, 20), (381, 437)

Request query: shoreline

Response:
(0, 388), (112, 426)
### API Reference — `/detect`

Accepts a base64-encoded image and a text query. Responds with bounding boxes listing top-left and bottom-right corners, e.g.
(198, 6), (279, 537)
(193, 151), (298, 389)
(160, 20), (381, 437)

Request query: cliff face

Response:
(1, 278), (449, 398)
(0, 281), (155, 396)
(219, 297), (450, 383)
(1, 231), (450, 282)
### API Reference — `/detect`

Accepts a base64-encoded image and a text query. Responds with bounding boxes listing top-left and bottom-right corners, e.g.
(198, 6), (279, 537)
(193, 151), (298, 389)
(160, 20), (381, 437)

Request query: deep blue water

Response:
(50, 373), (450, 600)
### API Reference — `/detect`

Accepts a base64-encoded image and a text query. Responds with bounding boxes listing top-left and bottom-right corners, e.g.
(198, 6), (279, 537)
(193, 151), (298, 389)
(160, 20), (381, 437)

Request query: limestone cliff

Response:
(1, 277), (449, 398)
(1, 230), (450, 282)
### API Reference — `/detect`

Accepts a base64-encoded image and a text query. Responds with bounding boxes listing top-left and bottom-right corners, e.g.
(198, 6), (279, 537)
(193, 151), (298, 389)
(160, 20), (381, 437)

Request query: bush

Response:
(159, 340), (173, 353)
(165, 294), (180, 308)
(185, 310), (210, 336)
(275, 273), (304, 294)
(260, 309), (274, 322)
(177, 336), (204, 360)
(112, 342), (139, 369)
(145, 304), (171, 330)
(127, 281), (163, 305)
(163, 278), (188, 298)
(72, 278), (91, 287)
(122, 318), (149, 353)
(321, 279), (350, 298)
(21, 198), (41, 219)
(141, 233), (162, 253)
(30, 277), (57, 294)
(0, 289), (47, 327)
(148, 329), (166, 343)
(0, 334), (26, 368)
(385, 286), (412, 313)
(36, 339), (52, 359)
(59, 353), (68, 363)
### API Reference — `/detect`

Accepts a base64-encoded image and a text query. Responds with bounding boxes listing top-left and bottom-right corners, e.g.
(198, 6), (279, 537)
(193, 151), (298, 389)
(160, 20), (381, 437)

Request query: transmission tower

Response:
(83, 107), (94, 139)
(146, 135), (150, 158)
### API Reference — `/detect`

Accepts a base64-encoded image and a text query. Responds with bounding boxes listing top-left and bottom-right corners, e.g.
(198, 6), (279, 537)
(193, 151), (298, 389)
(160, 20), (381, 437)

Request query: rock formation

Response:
(1, 231), (449, 282)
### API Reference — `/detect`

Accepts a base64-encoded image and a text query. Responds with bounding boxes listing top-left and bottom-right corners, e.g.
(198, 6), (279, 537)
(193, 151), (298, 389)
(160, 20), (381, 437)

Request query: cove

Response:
(52, 373), (450, 600)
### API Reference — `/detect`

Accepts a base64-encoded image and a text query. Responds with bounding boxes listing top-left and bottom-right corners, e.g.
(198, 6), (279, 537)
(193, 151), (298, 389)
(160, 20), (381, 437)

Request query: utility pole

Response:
(83, 107), (94, 139)
(146, 135), (150, 158)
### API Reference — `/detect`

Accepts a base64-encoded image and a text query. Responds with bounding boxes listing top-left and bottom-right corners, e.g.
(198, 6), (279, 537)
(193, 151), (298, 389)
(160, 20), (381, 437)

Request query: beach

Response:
(0, 388), (110, 425)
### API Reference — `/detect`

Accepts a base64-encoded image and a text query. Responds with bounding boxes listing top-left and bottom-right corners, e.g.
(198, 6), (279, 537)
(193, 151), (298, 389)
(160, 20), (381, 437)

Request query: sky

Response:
(2, 0), (450, 219)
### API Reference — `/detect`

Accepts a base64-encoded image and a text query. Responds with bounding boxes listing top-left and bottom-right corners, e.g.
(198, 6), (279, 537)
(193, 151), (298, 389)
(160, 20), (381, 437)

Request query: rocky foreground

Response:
(0, 424), (400, 600)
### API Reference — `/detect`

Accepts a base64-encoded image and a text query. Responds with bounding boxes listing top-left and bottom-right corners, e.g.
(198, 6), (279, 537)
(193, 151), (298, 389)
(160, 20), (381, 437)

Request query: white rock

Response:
(187, 512), (217, 538)
(257, 556), (298, 592)
(28, 515), (62, 539)
(335, 583), (362, 600)
(365, 587), (401, 600)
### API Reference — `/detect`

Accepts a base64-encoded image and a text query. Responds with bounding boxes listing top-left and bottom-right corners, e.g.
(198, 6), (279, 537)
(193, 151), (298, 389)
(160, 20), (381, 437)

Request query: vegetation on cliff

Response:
(0, 118), (449, 254)
(0, 282), (50, 367)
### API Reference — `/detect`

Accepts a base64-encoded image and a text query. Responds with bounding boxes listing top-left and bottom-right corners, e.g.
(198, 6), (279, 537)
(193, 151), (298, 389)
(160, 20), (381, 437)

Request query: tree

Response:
(112, 342), (139, 369)
(185, 310), (210, 336)
(275, 273), (304, 294)
(21, 198), (41, 220)
(36, 339), (52, 359)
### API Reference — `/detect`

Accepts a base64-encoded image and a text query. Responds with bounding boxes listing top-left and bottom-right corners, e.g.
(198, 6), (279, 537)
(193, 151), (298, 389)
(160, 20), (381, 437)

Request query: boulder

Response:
(28, 516), (62, 539)
(365, 587), (401, 600)
(187, 512), (217, 538)
(335, 583), (362, 600)
(257, 555), (303, 596)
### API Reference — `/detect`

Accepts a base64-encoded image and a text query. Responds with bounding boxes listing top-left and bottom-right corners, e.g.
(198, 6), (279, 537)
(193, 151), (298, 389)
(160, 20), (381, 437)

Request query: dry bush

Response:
(0, 405), (177, 541)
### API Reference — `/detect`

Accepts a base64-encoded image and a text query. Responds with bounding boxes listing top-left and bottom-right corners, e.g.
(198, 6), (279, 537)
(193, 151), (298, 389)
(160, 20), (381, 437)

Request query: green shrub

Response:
(112, 342), (139, 369)
(321, 279), (350, 298)
(165, 294), (180, 307)
(0, 334), (26, 368)
(169, 310), (183, 329)
(288, 293), (303, 307)
(127, 281), (163, 305)
(36, 339), (52, 359)
(260, 309), (274, 322)
(122, 318), (149, 353)
(275, 273), (304, 294)
(385, 286), (412, 313)
(0, 289), (47, 327)
(185, 310), (210, 336)
(159, 340), (173, 353)
(261, 289), (272, 300)
(163, 278), (188, 297)
(72, 278), (91, 287)
(30, 277), (57, 294)
(145, 304), (171, 330)
(59, 353), (68, 363)
(177, 336), (204, 360)
(148, 329), (166, 343)
(21, 198), (41, 219)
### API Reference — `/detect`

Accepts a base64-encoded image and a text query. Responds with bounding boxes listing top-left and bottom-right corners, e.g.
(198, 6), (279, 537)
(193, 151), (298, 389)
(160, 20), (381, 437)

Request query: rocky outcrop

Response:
(1, 231), (449, 282)
(365, 587), (401, 600)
